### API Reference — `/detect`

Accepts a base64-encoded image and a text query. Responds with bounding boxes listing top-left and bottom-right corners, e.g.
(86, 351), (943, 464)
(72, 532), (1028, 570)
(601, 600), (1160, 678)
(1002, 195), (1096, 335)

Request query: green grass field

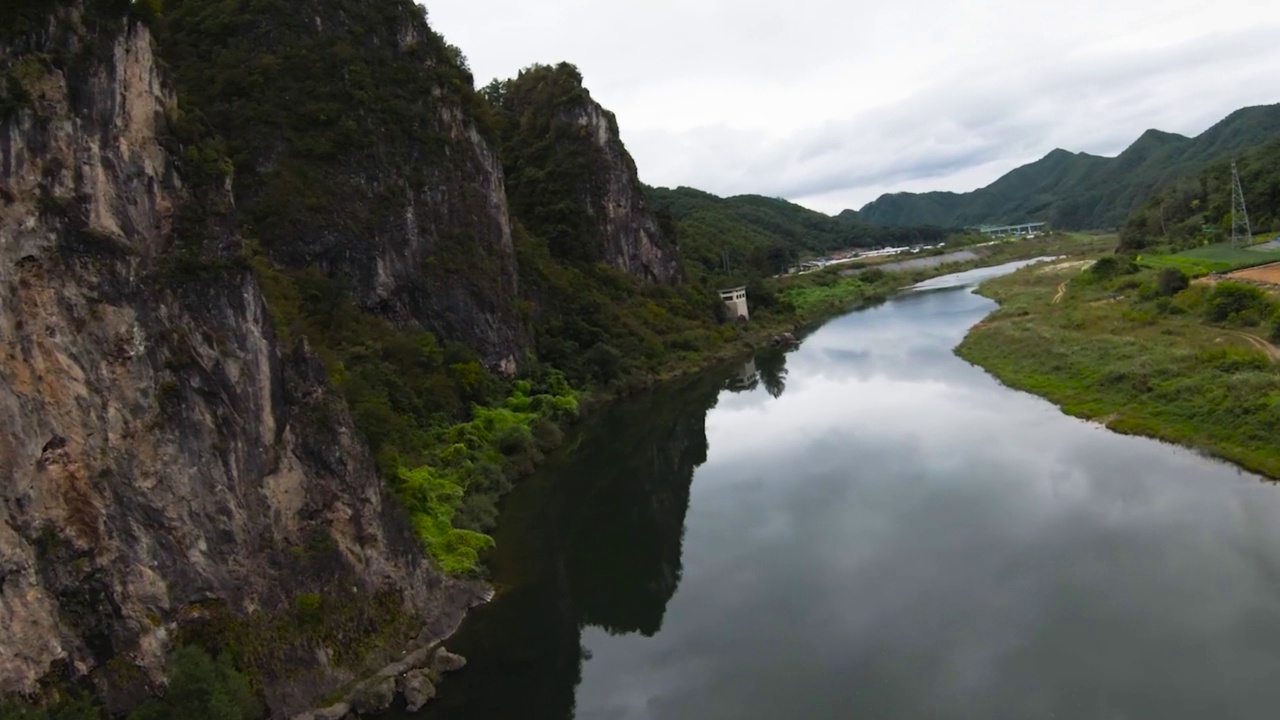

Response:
(1139, 242), (1280, 276)
(957, 258), (1280, 479)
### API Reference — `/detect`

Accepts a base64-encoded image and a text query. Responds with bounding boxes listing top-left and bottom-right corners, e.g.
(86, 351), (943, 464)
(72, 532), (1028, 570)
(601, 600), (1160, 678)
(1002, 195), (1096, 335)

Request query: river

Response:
(408, 260), (1280, 720)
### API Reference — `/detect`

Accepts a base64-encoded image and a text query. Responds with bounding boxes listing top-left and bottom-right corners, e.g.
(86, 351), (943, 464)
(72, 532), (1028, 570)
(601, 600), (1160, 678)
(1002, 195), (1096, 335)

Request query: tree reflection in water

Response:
(407, 371), (725, 720)
(755, 349), (789, 399)
(724, 348), (790, 399)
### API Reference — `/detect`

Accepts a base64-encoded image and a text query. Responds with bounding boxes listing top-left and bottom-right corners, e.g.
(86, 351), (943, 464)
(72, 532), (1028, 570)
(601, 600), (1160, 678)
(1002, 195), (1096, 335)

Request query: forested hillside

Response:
(860, 104), (1280, 230)
(1119, 138), (1280, 250)
(647, 186), (950, 284)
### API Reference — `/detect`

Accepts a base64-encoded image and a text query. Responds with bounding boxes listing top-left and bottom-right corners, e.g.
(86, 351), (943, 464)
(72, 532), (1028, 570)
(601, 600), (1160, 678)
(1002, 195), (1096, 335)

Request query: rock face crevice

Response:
(561, 99), (682, 284)
(0, 7), (478, 714)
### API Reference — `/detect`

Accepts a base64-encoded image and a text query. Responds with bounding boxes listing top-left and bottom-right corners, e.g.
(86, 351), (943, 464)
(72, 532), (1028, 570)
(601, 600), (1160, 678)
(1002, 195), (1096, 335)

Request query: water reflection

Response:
(409, 373), (725, 720)
(755, 350), (789, 399)
(724, 359), (758, 393)
(423, 259), (1280, 720)
(724, 349), (791, 400)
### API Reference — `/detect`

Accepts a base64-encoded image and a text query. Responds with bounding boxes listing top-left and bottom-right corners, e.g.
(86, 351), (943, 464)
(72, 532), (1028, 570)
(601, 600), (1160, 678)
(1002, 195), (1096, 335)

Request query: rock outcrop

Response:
(293, 643), (463, 720)
(157, 0), (527, 374)
(560, 98), (681, 284)
(400, 668), (436, 713)
(491, 63), (682, 284)
(0, 5), (479, 714)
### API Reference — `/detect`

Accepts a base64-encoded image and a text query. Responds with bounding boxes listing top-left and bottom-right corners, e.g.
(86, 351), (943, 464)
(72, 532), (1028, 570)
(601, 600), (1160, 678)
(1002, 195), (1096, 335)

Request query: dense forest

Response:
(859, 104), (1280, 230)
(647, 186), (951, 285)
(1119, 138), (1280, 251)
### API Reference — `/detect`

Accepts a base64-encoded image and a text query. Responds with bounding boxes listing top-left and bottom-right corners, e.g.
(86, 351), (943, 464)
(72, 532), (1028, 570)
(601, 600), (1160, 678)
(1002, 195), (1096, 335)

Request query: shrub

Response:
(1156, 267), (1190, 296)
(128, 647), (262, 720)
(294, 592), (322, 612)
(745, 279), (779, 309)
(0, 697), (99, 720)
(390, 378), (577, 573)
(1206, 282), (1276, 325)
(1088, 255), (1138, 280)
(454, 493), (498, 533)
(494, 423), (535, 457)
(1195, 346), (1272, 373)
(1171, 283), (1210, 314)
(584, 343), (623, 384)
(530, 416), (564, 451)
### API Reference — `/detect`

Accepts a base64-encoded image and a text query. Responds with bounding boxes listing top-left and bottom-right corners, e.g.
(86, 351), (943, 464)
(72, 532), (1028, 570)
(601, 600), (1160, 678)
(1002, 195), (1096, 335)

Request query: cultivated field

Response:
(1140, 242), (1280, 276)
(1227, 261), (1280, 286)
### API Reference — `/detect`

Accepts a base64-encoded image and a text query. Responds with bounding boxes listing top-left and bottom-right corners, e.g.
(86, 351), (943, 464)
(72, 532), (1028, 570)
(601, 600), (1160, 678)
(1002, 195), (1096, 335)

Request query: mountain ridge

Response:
(858, 103), (1280, 229)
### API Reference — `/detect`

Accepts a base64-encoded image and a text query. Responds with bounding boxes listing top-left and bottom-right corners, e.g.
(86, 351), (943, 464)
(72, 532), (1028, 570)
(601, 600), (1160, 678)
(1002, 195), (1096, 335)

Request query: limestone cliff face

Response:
(561, 99), (682, 284)
(0, 7), (477, 714)
(493, 63), (682, 284)
(159, 0), (527, 374)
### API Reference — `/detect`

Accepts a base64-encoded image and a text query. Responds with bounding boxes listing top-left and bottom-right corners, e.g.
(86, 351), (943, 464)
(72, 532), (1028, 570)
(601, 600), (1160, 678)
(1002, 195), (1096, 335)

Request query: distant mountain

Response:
(859, 104), (1280, 230)
(1120, 136), (1280, 250)
(646, 186), (950, 283)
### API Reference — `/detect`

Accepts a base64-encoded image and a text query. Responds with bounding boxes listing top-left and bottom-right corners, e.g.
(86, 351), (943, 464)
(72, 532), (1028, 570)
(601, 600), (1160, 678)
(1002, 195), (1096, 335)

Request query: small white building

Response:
(718, 286), (749, 321)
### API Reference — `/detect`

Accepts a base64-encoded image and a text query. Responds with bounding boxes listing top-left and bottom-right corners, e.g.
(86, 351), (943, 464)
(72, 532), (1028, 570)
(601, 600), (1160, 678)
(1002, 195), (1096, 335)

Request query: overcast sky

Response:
(424, 0), (1280, 214)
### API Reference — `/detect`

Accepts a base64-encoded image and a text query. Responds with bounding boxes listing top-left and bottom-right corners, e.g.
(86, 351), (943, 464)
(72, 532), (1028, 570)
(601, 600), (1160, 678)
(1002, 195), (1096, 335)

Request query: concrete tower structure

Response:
(719, 286), (749, 321)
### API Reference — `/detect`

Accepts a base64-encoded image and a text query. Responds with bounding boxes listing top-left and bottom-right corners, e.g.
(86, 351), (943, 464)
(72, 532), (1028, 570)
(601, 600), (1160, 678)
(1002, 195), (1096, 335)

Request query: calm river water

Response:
(413, 260), (1280, 720)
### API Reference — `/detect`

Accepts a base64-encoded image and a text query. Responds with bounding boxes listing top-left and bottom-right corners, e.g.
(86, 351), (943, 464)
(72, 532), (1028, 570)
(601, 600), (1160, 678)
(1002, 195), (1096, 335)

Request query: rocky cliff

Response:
(562, 98), (681, 284)
(0, 0), (705, 714)
(488, 63), (681, 284)
(158, 0), (527, 374)
(0, 4), (478, 714)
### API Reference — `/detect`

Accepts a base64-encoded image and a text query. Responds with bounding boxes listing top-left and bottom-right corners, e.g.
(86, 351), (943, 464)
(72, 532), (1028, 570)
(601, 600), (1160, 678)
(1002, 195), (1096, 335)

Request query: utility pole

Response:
(1231, 162), (1253, 246)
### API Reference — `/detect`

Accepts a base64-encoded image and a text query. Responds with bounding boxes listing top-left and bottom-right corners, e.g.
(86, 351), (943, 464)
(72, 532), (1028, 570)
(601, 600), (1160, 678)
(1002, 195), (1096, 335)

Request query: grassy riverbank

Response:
(957, 249), (1280, 478)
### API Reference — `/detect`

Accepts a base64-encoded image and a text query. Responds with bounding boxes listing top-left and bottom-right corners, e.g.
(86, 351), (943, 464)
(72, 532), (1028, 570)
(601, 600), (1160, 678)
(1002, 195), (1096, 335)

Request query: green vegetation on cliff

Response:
(483, 63), (600, 265)
(150, 6), (736, 573)
(127, 647), (261, 720)
(512, 223), (736, 386)
(158, 0), (487, 250)
(861, 104), (1280, 230)
(0, 695), (96, 720)
(958, 254), (1280, 477)
(250, 253), (580, 573)
(0, 648), (259, 720)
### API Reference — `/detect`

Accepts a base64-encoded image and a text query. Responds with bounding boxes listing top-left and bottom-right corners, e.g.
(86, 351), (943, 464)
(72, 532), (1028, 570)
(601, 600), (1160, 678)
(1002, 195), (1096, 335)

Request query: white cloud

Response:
(423, 0), (1280, 213)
